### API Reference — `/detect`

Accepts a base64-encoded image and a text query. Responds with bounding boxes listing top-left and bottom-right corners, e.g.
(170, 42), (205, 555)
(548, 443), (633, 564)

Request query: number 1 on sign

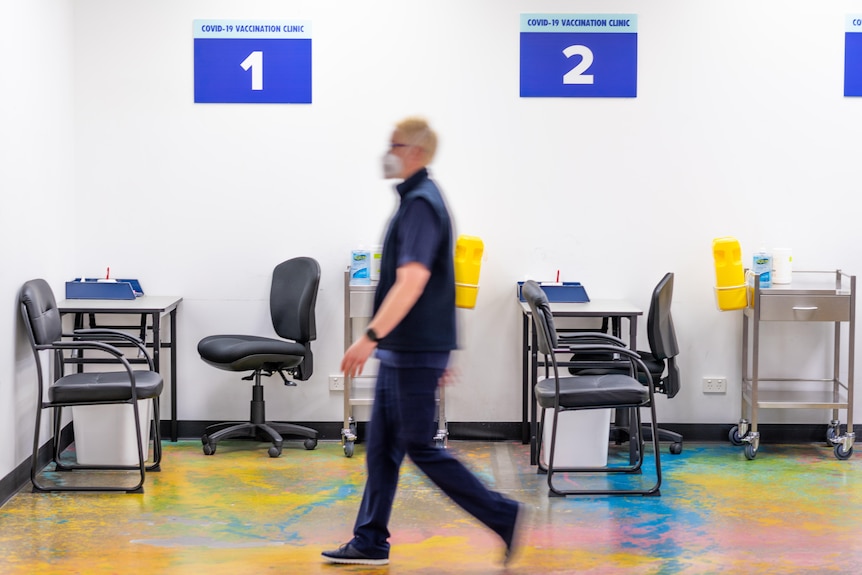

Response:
(241, 51), (263, 91)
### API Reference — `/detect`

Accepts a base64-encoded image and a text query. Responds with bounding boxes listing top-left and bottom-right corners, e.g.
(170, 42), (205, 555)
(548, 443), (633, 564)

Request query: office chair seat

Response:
(535, 374), (647, 409)
(198, 335), (307, 372)
(574, 353), (663, 384)
(50, 371), (163, 404)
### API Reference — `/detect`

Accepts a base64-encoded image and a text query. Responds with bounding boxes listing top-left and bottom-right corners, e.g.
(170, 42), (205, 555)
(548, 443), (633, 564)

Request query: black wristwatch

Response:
(366, 327), (380, 343)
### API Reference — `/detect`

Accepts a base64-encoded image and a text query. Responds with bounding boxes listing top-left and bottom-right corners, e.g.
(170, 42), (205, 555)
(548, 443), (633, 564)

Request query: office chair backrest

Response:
(647, 273), (678, 362)
(522, 280), (559, 355)
(19, 279), (62, 347)
(270, 257), (320, 343)
(646, 272), (681, 398)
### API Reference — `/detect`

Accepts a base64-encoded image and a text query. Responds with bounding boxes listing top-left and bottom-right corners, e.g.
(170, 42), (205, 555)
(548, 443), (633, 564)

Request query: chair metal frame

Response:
(19, 279), (162, 494)
(523, 280), (662, 497)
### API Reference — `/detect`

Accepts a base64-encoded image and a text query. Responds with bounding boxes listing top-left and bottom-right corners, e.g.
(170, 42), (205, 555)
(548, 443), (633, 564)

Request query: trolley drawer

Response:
(759, 294), (850, 321)
(349, 290), (375, 318)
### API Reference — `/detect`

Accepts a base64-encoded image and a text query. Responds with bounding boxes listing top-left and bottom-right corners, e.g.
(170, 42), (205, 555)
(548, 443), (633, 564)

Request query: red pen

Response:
(556, 270), (560, 282)
(106, 267), (110, 280)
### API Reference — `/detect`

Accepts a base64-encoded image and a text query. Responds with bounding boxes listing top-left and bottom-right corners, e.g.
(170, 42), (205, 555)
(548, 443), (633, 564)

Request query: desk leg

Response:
(73, 313), (85, 373)
(530, 322), (539, 466)
(613, 315), (640, 463)
(169, 308), (178, 442)
(152, 311), (177, 443)
(151, 312), (161, 373)
(521, 314), (529, 445)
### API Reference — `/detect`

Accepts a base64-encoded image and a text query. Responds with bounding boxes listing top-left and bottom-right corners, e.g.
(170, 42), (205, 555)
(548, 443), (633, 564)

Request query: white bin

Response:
(72, 399), (152, 465)
(541, 407), (611, 468)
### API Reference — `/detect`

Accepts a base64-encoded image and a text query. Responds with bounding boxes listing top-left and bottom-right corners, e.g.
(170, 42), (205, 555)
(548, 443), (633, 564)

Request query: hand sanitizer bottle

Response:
(752, 248), (772, 289)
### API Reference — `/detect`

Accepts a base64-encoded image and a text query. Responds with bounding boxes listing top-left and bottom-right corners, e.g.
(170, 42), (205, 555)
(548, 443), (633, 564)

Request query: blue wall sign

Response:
(520, 14), (637, 98)
(845, 16), (862, 97)
(194, 20), (312, 104)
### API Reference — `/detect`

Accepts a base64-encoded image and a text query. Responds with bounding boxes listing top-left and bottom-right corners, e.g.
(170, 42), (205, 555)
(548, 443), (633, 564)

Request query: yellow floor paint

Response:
(1, 440), (861, 574)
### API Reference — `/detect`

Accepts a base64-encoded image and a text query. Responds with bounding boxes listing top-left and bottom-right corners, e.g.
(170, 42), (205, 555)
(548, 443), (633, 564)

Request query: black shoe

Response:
(503, 503), (527, 566)
(322, 542), (389, 566)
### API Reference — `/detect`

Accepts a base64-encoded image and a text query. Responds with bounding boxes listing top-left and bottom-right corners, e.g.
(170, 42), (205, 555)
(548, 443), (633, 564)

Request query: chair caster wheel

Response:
(202, 443), (216, 456)
(669, 442), (683, 455)
(304, 438), (318, 450)
(344, 441), (354, 458)
(268, 446), (282, 458)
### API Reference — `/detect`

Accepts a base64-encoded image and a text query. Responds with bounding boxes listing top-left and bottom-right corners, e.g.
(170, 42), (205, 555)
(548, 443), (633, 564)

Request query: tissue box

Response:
(517, 282), (590, 303)
(65, 279), (144, 300)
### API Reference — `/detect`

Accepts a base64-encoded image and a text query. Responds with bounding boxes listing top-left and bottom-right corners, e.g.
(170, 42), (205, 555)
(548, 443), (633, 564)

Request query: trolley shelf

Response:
(742, 387), (849, 410)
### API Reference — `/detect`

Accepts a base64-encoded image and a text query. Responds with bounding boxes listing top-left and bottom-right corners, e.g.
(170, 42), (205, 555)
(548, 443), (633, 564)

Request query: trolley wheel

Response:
(304, 438), (318, 450)
(202, 442), (216, 456)
(343, 441), (355, 458)
(268, 445), (282, 458)
(669, 442), (683, 455)
(729, 426), (744, 446)
(826, 426), (840, 446)
(834, 443), (853, 460)
(744, 443), (758, 460)
(435, 438), (445, 449)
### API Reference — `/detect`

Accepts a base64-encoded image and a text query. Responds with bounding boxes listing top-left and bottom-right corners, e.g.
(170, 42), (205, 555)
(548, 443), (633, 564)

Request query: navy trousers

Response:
(352, 362), (519, 556)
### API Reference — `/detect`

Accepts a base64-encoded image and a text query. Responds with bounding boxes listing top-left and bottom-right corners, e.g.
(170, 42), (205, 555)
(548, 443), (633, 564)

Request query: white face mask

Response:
(382, 152), (403, 179)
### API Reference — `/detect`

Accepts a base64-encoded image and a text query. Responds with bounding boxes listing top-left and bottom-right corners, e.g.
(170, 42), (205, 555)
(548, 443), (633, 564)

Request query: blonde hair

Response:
(395, 116), (437, 163)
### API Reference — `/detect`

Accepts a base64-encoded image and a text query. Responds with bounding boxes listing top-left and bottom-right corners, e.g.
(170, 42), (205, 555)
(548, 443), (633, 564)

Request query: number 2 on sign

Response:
(562, 45), (594, 85)
(240, 51), (263, 91)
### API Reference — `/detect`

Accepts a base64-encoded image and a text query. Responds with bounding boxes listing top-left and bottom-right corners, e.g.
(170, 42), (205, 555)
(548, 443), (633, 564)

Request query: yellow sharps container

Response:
(454, 235), (484, 309)
(712, 236), (747, 311)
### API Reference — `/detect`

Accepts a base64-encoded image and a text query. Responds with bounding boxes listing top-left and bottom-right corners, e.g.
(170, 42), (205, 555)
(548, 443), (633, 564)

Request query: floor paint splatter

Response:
(1, 441), (860, 574)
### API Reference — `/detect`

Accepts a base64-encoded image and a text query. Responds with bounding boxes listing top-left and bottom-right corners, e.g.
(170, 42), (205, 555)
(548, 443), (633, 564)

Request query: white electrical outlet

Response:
(702, 377), (727, 393)
(329, 376), (344, 391)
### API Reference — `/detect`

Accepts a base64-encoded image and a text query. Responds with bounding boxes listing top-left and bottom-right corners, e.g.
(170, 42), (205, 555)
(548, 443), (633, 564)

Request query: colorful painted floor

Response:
(0, 439), (860, 574)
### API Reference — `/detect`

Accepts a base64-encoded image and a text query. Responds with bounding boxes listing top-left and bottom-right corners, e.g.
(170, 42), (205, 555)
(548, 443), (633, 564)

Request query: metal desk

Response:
(519, 298), (643, 465)
(731, 270), (855, 460)
(57, 296), (183, 442)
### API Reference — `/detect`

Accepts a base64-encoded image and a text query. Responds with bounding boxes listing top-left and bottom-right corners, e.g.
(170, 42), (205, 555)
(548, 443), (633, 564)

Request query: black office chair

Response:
(197, 257), (320, 457)
(568, 272), (683, 455)
(19, 279), (163, 493)
(523, 280), (662, 497)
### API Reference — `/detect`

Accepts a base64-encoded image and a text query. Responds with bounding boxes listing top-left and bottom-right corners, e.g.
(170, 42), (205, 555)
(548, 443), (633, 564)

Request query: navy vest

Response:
(374, 170), (457, 352)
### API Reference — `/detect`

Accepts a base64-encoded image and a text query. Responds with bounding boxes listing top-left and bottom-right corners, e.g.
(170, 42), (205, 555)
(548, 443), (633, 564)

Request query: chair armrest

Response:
(39, 340), (145, 396)
(556, 343), (654, 390)
(557, 331), (627, 347)
(67, 328), (154, 369)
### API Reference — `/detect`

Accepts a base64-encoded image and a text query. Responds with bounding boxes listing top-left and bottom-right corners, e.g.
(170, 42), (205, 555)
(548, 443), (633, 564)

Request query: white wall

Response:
(1, 0), (76, 480)
(4, 0), (862, 480)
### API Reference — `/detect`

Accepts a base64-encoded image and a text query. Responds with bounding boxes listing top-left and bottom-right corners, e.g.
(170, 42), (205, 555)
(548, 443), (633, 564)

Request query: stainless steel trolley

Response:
(341, 269), (448, 457)
(730, 270), (855, 460)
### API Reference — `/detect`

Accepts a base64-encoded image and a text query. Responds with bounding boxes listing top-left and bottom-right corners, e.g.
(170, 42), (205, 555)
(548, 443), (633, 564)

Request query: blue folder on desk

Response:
(65, 279), (144, 300)
(517, 282), (590, 303)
